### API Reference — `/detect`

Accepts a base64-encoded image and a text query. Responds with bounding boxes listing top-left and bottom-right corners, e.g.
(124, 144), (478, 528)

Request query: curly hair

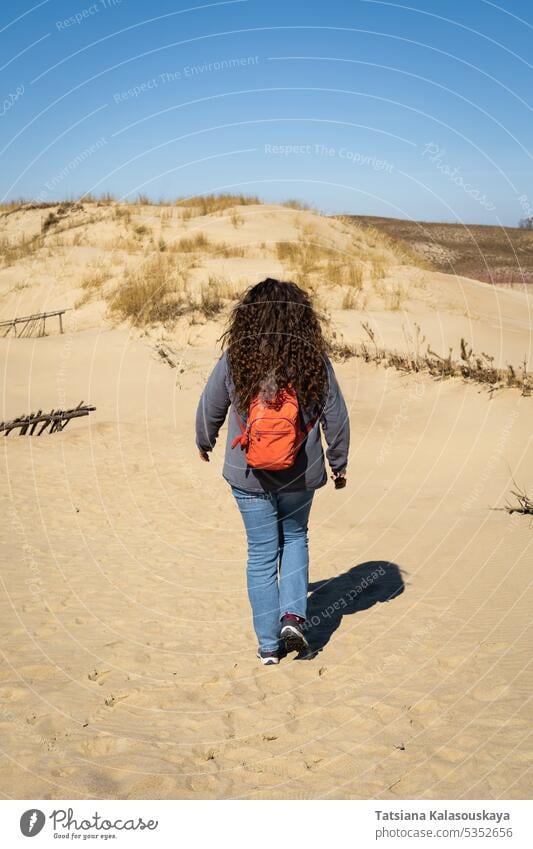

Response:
(220, 278), (329, 414)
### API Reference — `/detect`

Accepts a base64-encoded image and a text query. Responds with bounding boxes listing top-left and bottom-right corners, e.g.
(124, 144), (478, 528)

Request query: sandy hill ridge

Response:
(0, 198), (531, 799)
(1, 197), (531, 369)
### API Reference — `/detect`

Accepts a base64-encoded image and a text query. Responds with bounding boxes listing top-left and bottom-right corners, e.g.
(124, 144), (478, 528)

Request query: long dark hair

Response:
(220, 278), (329, 414)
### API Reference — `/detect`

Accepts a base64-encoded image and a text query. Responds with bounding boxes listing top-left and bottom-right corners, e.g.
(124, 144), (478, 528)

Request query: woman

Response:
(195, 278), (350, 664)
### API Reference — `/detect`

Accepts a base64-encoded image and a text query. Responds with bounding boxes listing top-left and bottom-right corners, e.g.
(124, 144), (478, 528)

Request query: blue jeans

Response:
(231, 486), (314, 651)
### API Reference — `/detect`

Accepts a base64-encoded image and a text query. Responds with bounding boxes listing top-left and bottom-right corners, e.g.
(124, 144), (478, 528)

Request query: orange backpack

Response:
(231, 387), (315, 471)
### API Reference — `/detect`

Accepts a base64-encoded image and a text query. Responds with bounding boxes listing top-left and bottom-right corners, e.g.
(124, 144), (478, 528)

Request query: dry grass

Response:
(81, 269), (109, 291)
(75, 269), (110, 308)
(346, 263), (364, 289)
(199, 282), (225, 318)
(166, 232), (245, 257)
(281, 199), (313, 211)
(276, 238), (321, 274)
(371, 257), (387, 281)
(276, 241), (297, 262)
(325, 260), (345, 287)
(108, 259), (237, 327)
(7, 280), (31, 295)
(342, 288), (366, 310)
(0, 234), (44, 266)
(80, 192), (116, 205)
(217, 243), (246, 258)
(42, 212), (59, 232)
(0, 200), (26, 214)
(175, 193), (261, 217)
(114, 206), (132, 225)
(277, 233), (376, 292)
(231, 212), (244, 229)
(387, 284), (406, 311)
(331, 323), (533, 395)
(109, 255), (187, 326)
(107, 235), (142, 253)
(172, 233), (211, 252)
(159, 208), (174, 222)
(505, 480), (533, 515)
(193, 275), (244, 316)
(326, 260), (364, 289)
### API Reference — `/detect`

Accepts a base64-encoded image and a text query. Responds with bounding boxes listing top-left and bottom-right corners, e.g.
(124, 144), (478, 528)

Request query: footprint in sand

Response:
(75, 616), (94, 626)
(103, 692), (135, 708)
(87, 669), (111, 685)
(77, 735), (125, 758)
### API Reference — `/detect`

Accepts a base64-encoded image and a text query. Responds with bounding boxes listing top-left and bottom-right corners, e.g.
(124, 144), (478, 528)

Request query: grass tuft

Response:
(175, 193), (260, 216)
(109, 255), (187, 326)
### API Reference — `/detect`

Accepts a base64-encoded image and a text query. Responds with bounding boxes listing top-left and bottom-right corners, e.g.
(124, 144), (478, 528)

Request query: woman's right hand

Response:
(331, 470), (347, 489)
(199, 449), (210, 462)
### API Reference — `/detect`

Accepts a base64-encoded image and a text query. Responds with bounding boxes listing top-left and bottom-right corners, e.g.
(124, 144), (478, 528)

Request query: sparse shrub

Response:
(97, 191), (115, 205)
(199, 283), (224, 318)
(175, 193), (261, 216)
(342, 289), (362, 309)
(109, 255), (186, 326)
(300, 242), (322, 274)
(109, 235), (140, 252)
(388, 284), (405, 311)
(276, 237), (320, 273)
(76, 267), (109, 308)
(326, 260), (345, 287)
(81, 269), (108, 290)
(346, 263), (364, 289)
(8, 280), (31, 294)
(371, 258), (387, 281)
(231, 212), (244, 229)
(281, 199), (312, 211)
(173, 232), (211, 252)
(134, 224), (150, 237)
(218, 242), (245, 258)
(276, 241), (296, 262)
(42, 212), (58, 232)
(0, 233), (43, 266)
(206, 274), (239, 300)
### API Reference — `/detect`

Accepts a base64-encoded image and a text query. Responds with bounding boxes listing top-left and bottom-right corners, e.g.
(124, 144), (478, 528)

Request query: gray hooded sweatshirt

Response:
(195, 351), (350, 493)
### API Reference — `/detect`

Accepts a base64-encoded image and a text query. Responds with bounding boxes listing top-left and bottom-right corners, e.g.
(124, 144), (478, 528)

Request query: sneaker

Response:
(256, 648), (282, 666)
(280, 615), (309, 654)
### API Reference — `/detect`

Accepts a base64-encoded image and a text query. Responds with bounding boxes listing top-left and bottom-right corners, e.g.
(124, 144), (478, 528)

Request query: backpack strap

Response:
(231, 409), (248, 450)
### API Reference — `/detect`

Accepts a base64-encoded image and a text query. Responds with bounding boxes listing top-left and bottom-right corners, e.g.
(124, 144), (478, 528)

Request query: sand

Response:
(0, 202), (531, 799)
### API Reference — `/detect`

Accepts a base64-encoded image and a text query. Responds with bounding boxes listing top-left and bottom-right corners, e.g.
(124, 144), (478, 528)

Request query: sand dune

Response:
(0, 201), (531, 798)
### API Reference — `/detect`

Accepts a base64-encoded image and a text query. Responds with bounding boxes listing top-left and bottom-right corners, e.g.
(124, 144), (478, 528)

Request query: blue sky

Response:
(1, 0), (532, 224)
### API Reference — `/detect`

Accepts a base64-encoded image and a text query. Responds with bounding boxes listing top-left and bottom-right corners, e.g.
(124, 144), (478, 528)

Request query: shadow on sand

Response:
(300, 560), (405, 658)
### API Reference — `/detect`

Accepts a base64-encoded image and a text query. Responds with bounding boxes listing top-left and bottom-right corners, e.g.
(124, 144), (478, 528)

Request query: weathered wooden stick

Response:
(0, 403), (95, 436)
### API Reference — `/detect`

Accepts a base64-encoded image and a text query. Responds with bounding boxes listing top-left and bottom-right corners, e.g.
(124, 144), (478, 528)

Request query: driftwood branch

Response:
(0, 402), (95, 436)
